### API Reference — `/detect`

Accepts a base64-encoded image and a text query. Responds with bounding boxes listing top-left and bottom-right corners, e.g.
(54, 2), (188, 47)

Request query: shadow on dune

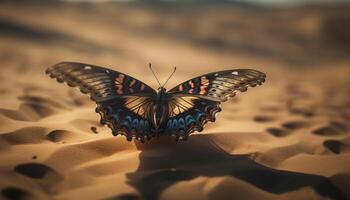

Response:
(123, 134), (347, 200)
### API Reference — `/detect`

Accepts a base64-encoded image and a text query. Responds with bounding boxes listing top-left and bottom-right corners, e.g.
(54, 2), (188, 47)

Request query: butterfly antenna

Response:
(149, 63), (162, 87)
(162, 66), (176, 87)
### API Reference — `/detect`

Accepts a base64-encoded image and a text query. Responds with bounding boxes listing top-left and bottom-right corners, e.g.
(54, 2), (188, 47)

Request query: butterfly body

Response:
(152, 87), (169, 130)
(46, 62), (266, 142)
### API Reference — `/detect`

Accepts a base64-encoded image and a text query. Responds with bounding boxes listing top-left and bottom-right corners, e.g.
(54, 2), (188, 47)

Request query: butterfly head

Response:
(156, 87), (167, 101)
(149, 63), (176, 90)
(157, 87), (166, 92)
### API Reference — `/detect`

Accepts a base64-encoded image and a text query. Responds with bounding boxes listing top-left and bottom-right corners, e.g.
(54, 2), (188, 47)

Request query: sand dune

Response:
(0, 1), (350, 200)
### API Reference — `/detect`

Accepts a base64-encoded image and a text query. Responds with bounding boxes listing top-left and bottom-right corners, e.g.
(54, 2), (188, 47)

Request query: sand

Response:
(0, 1), (349, 200)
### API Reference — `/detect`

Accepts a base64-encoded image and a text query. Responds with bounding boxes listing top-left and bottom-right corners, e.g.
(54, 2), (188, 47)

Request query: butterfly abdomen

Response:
(149, 88), (169, 129)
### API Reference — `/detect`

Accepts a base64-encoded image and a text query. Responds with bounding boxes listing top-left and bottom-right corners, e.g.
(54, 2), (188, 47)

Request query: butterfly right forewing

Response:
(168, 69), (266, 102)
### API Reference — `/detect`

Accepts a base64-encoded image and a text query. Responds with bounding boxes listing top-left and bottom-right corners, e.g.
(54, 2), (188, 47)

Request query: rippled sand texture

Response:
(0, 1), (350, 200)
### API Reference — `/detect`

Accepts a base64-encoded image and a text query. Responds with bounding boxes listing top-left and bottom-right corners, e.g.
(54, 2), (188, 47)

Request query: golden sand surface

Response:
(0, 1), (349, 199)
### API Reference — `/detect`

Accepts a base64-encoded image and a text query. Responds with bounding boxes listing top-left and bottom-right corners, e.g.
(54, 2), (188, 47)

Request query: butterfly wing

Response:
(46, 62), (156, 102)
(96, 96), (155, 141)
(168, 69), (266, 102)
(46, 62), (157, 141)
(165, 69), (266, 138)
(164, 96), (221, 140)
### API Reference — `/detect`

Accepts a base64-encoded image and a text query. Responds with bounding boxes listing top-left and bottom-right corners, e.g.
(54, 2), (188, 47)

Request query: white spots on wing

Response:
(229, 92), (236, 97)
(105, 70), (110, 74)
(84, 66), (92, 70)
(214, 73), (219, 76)
(232, 71), (239, 75)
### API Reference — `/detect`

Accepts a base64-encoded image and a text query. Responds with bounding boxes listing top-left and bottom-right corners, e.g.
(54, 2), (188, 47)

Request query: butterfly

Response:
(46, 62), (266, 142)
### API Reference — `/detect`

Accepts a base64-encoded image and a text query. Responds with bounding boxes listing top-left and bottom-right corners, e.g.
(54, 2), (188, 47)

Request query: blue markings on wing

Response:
(165, 108), (206, 132)
(178, 118), (185, 129)
(97, 97), (220, 140)
(163, 99), (221, 137)
(102, 103), (150, 136)
(185, 115), (196, 126)
(194, 109), (206, 120)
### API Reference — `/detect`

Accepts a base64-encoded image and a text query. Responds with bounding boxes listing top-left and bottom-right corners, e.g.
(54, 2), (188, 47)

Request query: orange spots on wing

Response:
(129, 79), (136, 93)
(115, 74), (125, 94)
(188, 80), (194, 88)
(179, 85), (183, 91)
(116, 84), (123, 94)
(130, 79), (136, 87)
(201, 76), (209, 85)
(115, 74), (125, 84)
(199, 85), (207, 94)
(189, 89), (194, 94)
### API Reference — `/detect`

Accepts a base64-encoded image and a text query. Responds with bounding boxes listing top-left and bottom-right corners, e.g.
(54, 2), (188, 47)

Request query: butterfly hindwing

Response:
(96, 97), (155, 142)
(164, 97), (221, 139)
(168, 69), (266, 102)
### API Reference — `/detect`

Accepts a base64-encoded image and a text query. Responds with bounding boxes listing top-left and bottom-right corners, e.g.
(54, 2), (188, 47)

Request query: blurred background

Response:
(1, 1), (350, 199)
(1, 0), (350, 132)
(1, 0), (350, 86)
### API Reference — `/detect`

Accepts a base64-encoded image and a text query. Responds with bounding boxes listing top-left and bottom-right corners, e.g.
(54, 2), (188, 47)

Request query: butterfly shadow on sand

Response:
(120, 134), (347, 200)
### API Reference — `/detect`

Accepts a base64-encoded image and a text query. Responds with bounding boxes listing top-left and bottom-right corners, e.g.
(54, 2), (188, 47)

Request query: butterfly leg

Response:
(126, 135), (132, 141)
(174, 133), (188, 141)
(138, 135), (149, 143)
(182, 134), (189, 141)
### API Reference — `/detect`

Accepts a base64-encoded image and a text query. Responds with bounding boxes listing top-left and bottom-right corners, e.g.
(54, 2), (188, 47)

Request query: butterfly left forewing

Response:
(46, 62), (156, 102)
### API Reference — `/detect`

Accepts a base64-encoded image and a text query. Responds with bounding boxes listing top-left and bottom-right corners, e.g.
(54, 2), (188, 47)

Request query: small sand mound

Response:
(323, 140), (350, 154)
(281, 121), (311, 130)
(313, 121), (348, 136)
(266, 128), (289, 137)
(46, 130), (76, 143)
(1, 187), (31, 200)
(14, 163), (62, 180)
(0, 103), (55, 121)
(0, 127), (49, 145)
(14, 163), (64, 194)
(253, 115), (276, 123)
